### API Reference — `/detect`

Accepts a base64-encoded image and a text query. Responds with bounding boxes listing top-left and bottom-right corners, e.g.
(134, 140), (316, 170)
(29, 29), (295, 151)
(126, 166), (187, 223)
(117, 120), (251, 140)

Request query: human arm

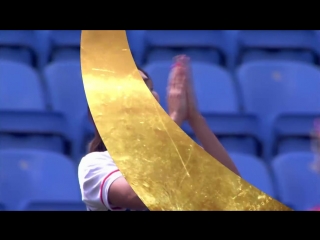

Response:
(189, 114), (240, 175)
(167, 61), (188, 126)
(174, 55), (240, 175)
(78, 151), (147, 211)
(108, 64), (189, 208)
(108, 177), (147, 210)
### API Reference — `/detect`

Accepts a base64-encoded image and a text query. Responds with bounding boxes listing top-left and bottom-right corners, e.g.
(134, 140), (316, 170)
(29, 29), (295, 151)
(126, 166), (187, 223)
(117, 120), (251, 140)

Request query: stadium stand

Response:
(0, 30), (319, 210)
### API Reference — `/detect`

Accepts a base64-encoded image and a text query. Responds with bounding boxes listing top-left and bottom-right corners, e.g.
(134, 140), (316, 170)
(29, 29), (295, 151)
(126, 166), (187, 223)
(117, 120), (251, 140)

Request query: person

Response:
(78, 55), (240, 211)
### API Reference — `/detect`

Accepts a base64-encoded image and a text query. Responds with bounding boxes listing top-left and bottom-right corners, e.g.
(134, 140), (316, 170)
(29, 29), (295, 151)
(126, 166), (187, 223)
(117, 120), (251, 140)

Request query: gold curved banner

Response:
(81, 30), (291, 211)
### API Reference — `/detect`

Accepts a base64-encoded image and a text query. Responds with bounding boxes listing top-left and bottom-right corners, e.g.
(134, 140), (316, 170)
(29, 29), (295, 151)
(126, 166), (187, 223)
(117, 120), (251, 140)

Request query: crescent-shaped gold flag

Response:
(81, 30), (291, 211)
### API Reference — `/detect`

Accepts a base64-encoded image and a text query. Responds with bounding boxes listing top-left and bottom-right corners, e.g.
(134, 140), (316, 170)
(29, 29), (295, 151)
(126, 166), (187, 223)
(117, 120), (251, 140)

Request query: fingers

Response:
(169, 65), (187, 87)
(173, 55), (191, 78)
(168, 55), (191, 95)
(170, 68), (187, 92)
(167, 56), (191, 122)
(168, 67), (187, 94)
(173, 55), (190, 66)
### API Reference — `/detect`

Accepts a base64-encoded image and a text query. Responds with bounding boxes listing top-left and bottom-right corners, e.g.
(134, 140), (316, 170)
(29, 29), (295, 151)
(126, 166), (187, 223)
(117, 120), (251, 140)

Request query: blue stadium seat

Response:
(229, 153), (275, 197)
(126, 30), (147, 67)
(0, 60), (45, 111)
(144, 61), (260, 155)
(242, 49), (314, 64)
(43, 61), (88, 161)
(0, 149), (84, 211)
(237, 60), (320, 158)
(144, 30), (227, 66)
(182, 115), (260, 156)
(147, 48), (221, 65)
(236, 30), (319, 65)
(48, 30), (81, 63)
(147, 49), (177, 63)
(0, 30), (38, 67)
(272, 152), (320, 210)
(0, 203), (5, 211)
(0, 60), (69, 153)
(0, 111), (69, 154)
(33, 30), (55, 69)
(273, 114), (320, 154)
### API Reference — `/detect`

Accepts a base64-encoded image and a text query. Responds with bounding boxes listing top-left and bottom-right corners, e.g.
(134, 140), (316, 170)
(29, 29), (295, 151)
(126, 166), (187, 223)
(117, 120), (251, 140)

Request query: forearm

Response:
(123, 188), (147, 210)
(189, 115), (240, 175)
(170, 113), (184, 126)
(108, 177), (147, 210)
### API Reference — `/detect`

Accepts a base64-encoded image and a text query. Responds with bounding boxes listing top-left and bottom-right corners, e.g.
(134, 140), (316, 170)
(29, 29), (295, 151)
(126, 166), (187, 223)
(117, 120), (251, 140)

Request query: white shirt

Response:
(78, 151), (127, 211)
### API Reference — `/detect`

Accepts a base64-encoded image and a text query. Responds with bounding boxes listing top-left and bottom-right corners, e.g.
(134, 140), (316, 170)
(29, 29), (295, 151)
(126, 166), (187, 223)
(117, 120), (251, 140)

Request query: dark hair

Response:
(138, 67), (151, 81)
(88, 67), (150, 153)
(88, 108), (107, 153)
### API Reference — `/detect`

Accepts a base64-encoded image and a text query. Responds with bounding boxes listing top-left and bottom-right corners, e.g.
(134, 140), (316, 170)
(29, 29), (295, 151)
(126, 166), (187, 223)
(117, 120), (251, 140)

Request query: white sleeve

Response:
(78, 151), (126, 211)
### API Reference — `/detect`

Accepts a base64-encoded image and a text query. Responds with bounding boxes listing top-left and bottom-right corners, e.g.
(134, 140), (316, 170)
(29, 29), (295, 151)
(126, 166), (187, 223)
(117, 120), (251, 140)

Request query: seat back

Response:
(272, 152), (320, 210)
(0, 149), (81, 210)
(0, 60), (45, 111)
(230, 153), (275, 197)
(144, 61), (238, 113)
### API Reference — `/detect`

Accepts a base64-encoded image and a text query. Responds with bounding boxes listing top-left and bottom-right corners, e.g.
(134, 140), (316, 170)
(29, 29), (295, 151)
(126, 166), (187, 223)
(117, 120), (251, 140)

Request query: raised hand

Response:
(174, 55), (200, 124)
(167, 58), (188, 126)
(172, 56), (239, 175)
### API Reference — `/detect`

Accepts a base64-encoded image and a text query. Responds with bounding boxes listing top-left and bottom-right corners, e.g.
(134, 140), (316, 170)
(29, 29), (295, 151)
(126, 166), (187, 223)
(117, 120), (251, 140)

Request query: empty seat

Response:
(237, 60), (320, 158)
(0, 149), (84, 211)
(143, 61), (260, 155)
(189, 63), (238, 114)
(0, 30), (38, 67)
(126, 30), (147, 67)
(242, 49), (314, 64)
(147, 48), (221, 65)
(144, 30), (226, 66)
(181, 115), (260, 156)
(43, 61), (88, 160)
(0, 60), (45, 111)
(0, 111), (69, 154)
(229, 153), (275, 197)
(272, 152), (320, 210)
(0, 60), (68, 153)
(273, 114), (320, 154)
(142, 61), (172, 112)
(48, 30), (81, 63)
(236, 30), (319, 65)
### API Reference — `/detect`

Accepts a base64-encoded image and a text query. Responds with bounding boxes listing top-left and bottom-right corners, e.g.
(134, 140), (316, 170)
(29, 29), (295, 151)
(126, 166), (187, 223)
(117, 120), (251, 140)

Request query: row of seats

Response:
(0, 149), (85, 211)
(0, 149), (318, 211)
(0, 30), (81, 69)
(128, 30), (320, 68)
(1, 59), (319, 160)
(1, 30), (320, 70)
(0, 60), (91, 161)
(173, 60), (320, 159)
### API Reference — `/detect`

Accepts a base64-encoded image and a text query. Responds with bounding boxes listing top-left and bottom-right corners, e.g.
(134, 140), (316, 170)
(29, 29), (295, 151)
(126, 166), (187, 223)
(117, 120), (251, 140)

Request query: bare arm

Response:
(169, 55), (239, 176)
(189, 114), (240, 176)
(108, 177), (147, 210)
(108, 117), (182, 210)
